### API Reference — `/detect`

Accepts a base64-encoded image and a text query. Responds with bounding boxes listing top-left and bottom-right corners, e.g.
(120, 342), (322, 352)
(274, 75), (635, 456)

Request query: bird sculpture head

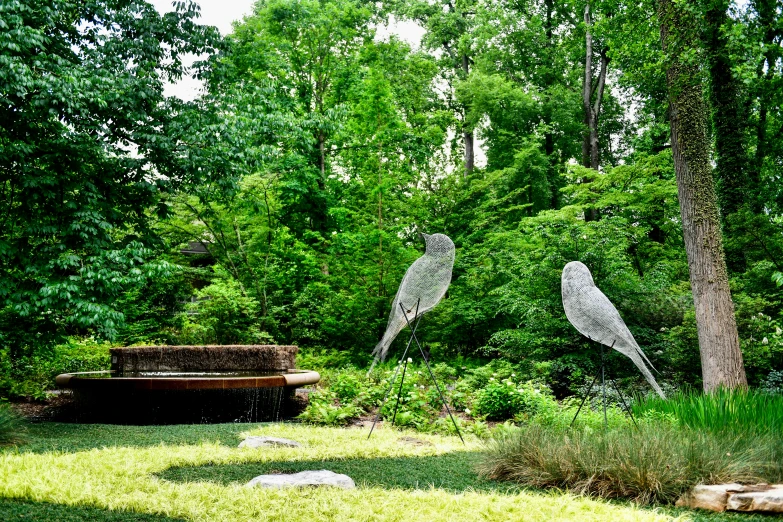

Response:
(423, 233), (455, 259)
(561, 261), (595, 297)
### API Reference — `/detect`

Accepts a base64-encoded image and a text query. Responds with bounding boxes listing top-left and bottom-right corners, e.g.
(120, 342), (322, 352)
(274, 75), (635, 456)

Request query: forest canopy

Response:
(1, 0), (781, 396)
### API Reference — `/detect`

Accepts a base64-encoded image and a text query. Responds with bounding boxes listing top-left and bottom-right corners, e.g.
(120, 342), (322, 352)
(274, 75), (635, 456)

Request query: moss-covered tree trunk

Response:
(658, 0), (747, 391)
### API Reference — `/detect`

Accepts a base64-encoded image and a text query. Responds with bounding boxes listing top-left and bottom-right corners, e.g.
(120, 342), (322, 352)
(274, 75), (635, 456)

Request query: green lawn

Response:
(0, 422), (768, 521)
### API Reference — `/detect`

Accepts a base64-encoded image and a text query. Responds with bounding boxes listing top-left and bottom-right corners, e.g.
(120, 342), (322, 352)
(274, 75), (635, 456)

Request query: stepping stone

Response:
(239, 436), (301, 448)
(246, 470), (355, 489)
(397, 436), (433, 447)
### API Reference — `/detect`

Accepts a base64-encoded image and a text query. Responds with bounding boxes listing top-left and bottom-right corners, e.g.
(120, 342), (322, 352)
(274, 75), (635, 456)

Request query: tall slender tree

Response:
(657, 0), (747, 390)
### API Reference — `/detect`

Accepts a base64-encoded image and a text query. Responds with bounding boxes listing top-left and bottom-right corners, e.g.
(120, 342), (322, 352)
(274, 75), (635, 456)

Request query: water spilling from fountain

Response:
(56, 345), (319, 424)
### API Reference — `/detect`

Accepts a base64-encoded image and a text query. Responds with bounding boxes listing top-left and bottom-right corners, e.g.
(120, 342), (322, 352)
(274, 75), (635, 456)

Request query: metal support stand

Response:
(368, 299), (465, 444)
(570, 339), (639, 430)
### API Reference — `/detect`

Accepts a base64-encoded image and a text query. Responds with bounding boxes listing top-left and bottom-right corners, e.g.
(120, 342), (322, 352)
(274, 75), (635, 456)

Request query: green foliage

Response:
(761, 370), (783, 395)
(473, 379), (555, 421)
(0, 338), (110, 400)
(633, 389), (783, 436)
(296, 390), (364, 426)
(481, 422), (783, 505)
(0, 0), (222, 351)
(177, 274), (273, 345)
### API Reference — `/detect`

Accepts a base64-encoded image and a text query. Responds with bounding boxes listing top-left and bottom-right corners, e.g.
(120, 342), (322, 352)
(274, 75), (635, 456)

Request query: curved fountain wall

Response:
(56, 345), (319, 424)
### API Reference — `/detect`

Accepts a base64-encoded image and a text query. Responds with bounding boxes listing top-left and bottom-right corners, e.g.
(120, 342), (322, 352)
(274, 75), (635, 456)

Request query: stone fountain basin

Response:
(54, 345), (319, 424)
(55, 369), (319, 391)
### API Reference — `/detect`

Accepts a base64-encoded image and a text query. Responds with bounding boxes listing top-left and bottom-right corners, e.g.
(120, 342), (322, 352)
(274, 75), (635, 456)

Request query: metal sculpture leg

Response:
(601, 343), (607, 427)
(391, 356), (409, 426)
(570, 366), (602, 428)
(399, 303), (465, 444)
(571, 339), (640, 430)
(367, 303), (421, 440)
(609, 378), (639, 431)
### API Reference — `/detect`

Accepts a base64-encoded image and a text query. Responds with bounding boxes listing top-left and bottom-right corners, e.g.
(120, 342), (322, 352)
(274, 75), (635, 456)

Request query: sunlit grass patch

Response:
(1, 423), (677, 521)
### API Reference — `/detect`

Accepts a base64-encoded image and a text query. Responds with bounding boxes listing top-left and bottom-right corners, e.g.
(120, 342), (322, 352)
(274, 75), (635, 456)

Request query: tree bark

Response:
(581, 3), (609, 222)
(462, 54), (474, 178)
(582, 3), (593, 169)
(750, 0), (779, 194)
(703, 0), (751, 216)
(658, 0), (747, 391)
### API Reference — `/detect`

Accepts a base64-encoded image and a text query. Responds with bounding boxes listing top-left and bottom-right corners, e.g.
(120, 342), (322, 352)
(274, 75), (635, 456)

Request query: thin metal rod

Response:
(367, 302), (421, 439)
(570, 367), (602, 428)
(399, 302), (465, 445)
(391, 357), (409, 426)
(609, 377), (639, 431)
(601, 343), (607, 427)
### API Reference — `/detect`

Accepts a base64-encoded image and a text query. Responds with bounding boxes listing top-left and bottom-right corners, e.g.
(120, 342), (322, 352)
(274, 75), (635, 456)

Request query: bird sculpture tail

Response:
(623, 346), (665, 398)
(367, 325), (404, 374)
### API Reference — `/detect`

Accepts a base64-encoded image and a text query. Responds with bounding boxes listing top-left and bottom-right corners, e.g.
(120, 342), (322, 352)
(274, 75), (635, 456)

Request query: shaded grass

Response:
(480, 422), (783, 505)
(8, 421), (252, 454)
(633, 388), (783, 435)
(0, 498), (185, 521)
(0, 402), (25, 446)
(158, 451), (525, 493)
(0, 423), (674, 522)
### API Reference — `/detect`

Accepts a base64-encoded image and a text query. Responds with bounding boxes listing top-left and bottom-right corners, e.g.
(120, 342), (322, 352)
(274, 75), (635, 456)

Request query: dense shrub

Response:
(473, 378), (556, 421)
(0, 338), (111, 400)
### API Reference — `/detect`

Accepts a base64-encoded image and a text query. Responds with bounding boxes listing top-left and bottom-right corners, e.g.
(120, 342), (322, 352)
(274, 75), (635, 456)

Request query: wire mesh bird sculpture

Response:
(371, 233), (455, 367)
(562, 261), (665, 398)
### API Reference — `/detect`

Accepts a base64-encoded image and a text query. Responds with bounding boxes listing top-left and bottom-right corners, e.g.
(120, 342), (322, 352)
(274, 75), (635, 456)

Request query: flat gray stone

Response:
(677, 483), (783, 514)
(238, 436), (301, 448)
(398, 436), (433, 447)
(246, 470), (355, 489)
(676, 483), (741, 511)
(727, 485), (783, 513)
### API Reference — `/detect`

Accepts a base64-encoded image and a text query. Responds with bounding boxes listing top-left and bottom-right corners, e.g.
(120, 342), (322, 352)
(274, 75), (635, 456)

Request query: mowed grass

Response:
(0, 422), (681, 522)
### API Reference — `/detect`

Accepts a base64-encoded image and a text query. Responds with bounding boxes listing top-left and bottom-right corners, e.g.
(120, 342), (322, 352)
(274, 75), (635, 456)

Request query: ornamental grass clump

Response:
(480, 422), (783, 505)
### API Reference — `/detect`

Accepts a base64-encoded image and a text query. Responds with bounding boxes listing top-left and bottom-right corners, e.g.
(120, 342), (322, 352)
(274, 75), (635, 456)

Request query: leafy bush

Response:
(480, 422), (783, 505)
(0, 338), (111, 400)
(473, 379), (556, 421)
(633, 388), (783, 435)
(0, 402), (24, 445)
(177, 275), (273, 345)
(761, 370), (783, 395)
(296, 390), (363, 426)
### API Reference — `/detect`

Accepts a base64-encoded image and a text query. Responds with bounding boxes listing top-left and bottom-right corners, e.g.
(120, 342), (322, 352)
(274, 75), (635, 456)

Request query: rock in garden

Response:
(676, 484), (741, 512)
(246, 470), (355, 489)
(726, 485), (783, 513)
(677, 483), (783, 514)
(397, 436), (433, 447)
(238, 436), (301, 448)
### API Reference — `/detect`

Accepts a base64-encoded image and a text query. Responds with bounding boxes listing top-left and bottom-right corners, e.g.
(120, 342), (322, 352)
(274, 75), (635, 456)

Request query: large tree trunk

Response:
(581, 3), (609, 222)
(462, 54), (474, 178)
(582, 3), (593, 169)
(750, 0), (777, 194)
(658, 0), (747, 391)
(704, 0), (751, 216)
